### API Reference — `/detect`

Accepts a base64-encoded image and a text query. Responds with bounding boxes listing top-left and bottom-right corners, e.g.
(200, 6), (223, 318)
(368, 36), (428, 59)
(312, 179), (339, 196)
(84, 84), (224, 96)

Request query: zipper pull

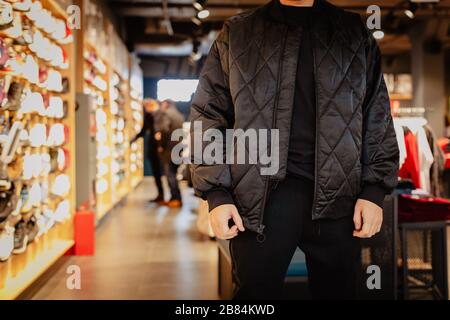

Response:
(256, 224), (266, 243)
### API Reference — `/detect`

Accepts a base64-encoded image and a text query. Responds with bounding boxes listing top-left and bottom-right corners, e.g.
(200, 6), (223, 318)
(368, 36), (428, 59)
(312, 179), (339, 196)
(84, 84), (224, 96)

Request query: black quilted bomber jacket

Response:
(190, 0), (399, 235)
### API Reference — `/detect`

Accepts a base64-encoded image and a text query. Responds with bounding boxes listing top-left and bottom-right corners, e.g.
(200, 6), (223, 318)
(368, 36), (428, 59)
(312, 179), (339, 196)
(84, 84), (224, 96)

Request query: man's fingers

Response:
(229, 225), (238, 234)
(353, 217), (372, 238)
(219, 223), (232, 237)
(374, 215), (383, 234)
(221, 226), (238, 240)
(369, 214), (381, 236)
(353, 199), (384, 238)
(353, 207), (362, 231)
(220, 225), (238, 239)
(209, 205), (245, 240)
(231, 210), (245, 232)
(223, 232), (238, 240)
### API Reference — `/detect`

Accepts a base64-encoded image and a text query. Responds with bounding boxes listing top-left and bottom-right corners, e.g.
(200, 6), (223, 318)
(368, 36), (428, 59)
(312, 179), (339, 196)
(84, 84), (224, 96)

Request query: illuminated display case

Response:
(0, 0), (76, 299)
(75, 0), (143, 222)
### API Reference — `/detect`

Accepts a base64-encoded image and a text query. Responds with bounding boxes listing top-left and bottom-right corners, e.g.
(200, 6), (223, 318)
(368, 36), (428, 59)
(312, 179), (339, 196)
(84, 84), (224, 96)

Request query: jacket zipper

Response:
(256, 26), (289, 242)
(311, 32), (319, 218)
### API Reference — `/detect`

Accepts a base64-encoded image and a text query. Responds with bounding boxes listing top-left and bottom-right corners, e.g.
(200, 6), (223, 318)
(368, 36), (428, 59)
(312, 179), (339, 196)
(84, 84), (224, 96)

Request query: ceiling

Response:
(108, 0), (450, 57)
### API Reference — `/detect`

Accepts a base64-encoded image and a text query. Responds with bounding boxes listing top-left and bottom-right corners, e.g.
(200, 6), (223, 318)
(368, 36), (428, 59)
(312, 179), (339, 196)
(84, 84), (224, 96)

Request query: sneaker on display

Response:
(40, 180), (49, 203)
(0, 183), (17, 224)
(2, 12), (22, 39)
(13, 220), (28, 254)
(41, 152), (51, 175)
(26, 214), (39, 243)
(7, 155), (23, 180)
(19, 185), (31, 213)
(28, 181), (42, 207)
(51, 174), (70, 197)
(25, 1), (42, 22)
(3, 81), (25, 111)
(22, 153), (33, 180)
(13, 0), (32, 12)
(0, 1), (13, 30)
(0, 121), (24, 165)
(46, 69), (63, 92)
(29, 123), (46, 147)
(37, 208), (54, 236)
(47, 96), (64, 118)
(23, 54), (39, 84)
(0, 225), (14, 262)
(0, 75), (11, 109)
(54, 200), (69, 223)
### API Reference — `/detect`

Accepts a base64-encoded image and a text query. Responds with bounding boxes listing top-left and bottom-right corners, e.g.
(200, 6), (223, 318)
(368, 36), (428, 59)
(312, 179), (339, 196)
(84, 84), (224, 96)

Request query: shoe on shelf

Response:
(163, 199), (182, 208)
(0, 225), (14, 262)
(26, 214), (39, 244)
(13, 220), (28, 254)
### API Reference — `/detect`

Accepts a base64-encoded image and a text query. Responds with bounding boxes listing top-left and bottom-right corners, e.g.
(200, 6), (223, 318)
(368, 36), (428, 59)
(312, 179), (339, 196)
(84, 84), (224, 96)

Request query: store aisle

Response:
(30, 178), (218, 300)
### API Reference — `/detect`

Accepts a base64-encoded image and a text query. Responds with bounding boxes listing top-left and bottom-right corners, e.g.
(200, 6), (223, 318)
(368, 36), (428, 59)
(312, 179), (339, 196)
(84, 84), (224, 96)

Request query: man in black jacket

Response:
(133, 99), (164, 203)
(190, 0), (399, 299)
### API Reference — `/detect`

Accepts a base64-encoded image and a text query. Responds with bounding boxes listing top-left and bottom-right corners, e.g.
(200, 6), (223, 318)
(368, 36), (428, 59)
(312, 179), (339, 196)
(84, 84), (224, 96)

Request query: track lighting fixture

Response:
(404, 2), (418, 19)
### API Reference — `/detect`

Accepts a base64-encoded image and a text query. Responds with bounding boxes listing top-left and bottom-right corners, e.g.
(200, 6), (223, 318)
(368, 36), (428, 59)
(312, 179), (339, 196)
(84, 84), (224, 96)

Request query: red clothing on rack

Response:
(399, 194), (450, 222)
(398, 131), (421, 188)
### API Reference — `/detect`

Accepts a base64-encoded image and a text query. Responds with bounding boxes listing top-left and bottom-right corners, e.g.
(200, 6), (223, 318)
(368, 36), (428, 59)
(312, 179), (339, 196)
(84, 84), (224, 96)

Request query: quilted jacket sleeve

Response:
(189, 22), (235, 209)
(360, 30), (399, 207)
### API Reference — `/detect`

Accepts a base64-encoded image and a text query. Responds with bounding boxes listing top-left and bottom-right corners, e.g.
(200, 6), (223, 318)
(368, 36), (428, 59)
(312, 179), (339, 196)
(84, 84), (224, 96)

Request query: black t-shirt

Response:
(281, 2), (317, 181)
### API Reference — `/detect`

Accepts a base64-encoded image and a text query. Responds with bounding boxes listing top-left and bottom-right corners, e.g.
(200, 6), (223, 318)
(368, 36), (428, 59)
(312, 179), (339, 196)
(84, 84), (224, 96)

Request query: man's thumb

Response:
(231, 209), (245, 232)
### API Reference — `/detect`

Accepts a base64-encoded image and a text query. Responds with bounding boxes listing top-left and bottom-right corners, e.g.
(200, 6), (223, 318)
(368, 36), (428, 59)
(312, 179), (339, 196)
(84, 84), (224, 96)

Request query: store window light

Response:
(157, 79), (199, 102)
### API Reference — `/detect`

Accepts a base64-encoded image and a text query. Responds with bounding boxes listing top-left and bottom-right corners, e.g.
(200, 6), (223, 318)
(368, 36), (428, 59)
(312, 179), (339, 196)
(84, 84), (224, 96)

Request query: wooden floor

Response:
(30, 178), (219, 300)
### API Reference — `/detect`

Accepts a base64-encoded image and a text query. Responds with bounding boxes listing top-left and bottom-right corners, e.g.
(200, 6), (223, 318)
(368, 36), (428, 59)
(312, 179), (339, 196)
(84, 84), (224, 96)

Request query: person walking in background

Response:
(154, 99), (185, 208)
(132, 99), (165, 204)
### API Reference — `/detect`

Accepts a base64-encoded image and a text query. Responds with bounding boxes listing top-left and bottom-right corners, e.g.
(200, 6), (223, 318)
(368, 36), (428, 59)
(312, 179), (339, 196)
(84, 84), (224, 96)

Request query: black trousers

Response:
(163, 161), (181, 201)
(230, 177), (361, 300)
(148, 152), (164, 199)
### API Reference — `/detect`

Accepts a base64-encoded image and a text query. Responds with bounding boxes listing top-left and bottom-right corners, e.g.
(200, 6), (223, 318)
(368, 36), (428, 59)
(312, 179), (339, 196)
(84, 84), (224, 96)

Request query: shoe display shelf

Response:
(0, 0), (76, 299)
(108, 27), (131, 205)
(128, 54), (144, 189)
(81, 39), (113, 222)
(74, 0), (113, 222)
(75, 0), (143, 223)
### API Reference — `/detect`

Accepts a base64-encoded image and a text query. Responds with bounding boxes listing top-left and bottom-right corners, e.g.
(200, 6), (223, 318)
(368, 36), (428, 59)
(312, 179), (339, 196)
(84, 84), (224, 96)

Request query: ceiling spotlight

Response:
(373, 30), (385, 40)
(189, 39), (202, 64)
(197, 9), (210, 19)
(404, 3), (418, 19)
(193, 2), (203, 11)
(191, 17), (202, 26)
(193, 0), (207, 11)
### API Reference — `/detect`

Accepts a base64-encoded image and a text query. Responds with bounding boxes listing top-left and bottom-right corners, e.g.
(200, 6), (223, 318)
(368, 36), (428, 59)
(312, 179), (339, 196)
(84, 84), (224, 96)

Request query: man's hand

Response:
(353, 199), (383, 238)
(210, 204), (245, 240)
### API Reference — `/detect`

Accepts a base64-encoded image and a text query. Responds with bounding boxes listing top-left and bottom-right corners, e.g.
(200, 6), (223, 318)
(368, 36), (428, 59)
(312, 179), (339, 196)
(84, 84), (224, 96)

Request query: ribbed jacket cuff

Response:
(206, 189), (234, 212)
(359, 184), (387, 209)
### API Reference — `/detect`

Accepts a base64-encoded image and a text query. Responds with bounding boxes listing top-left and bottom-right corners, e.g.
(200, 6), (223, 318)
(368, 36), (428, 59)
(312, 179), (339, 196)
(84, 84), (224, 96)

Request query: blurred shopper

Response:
(154, 99), (185, 208)
(190, 0), (399, 299)
(132, 99), (164, 204)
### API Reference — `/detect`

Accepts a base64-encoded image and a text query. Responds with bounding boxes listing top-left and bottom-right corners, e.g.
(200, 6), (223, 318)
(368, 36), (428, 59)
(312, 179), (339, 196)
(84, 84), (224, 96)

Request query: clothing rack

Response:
(391, 107), (449, 299)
